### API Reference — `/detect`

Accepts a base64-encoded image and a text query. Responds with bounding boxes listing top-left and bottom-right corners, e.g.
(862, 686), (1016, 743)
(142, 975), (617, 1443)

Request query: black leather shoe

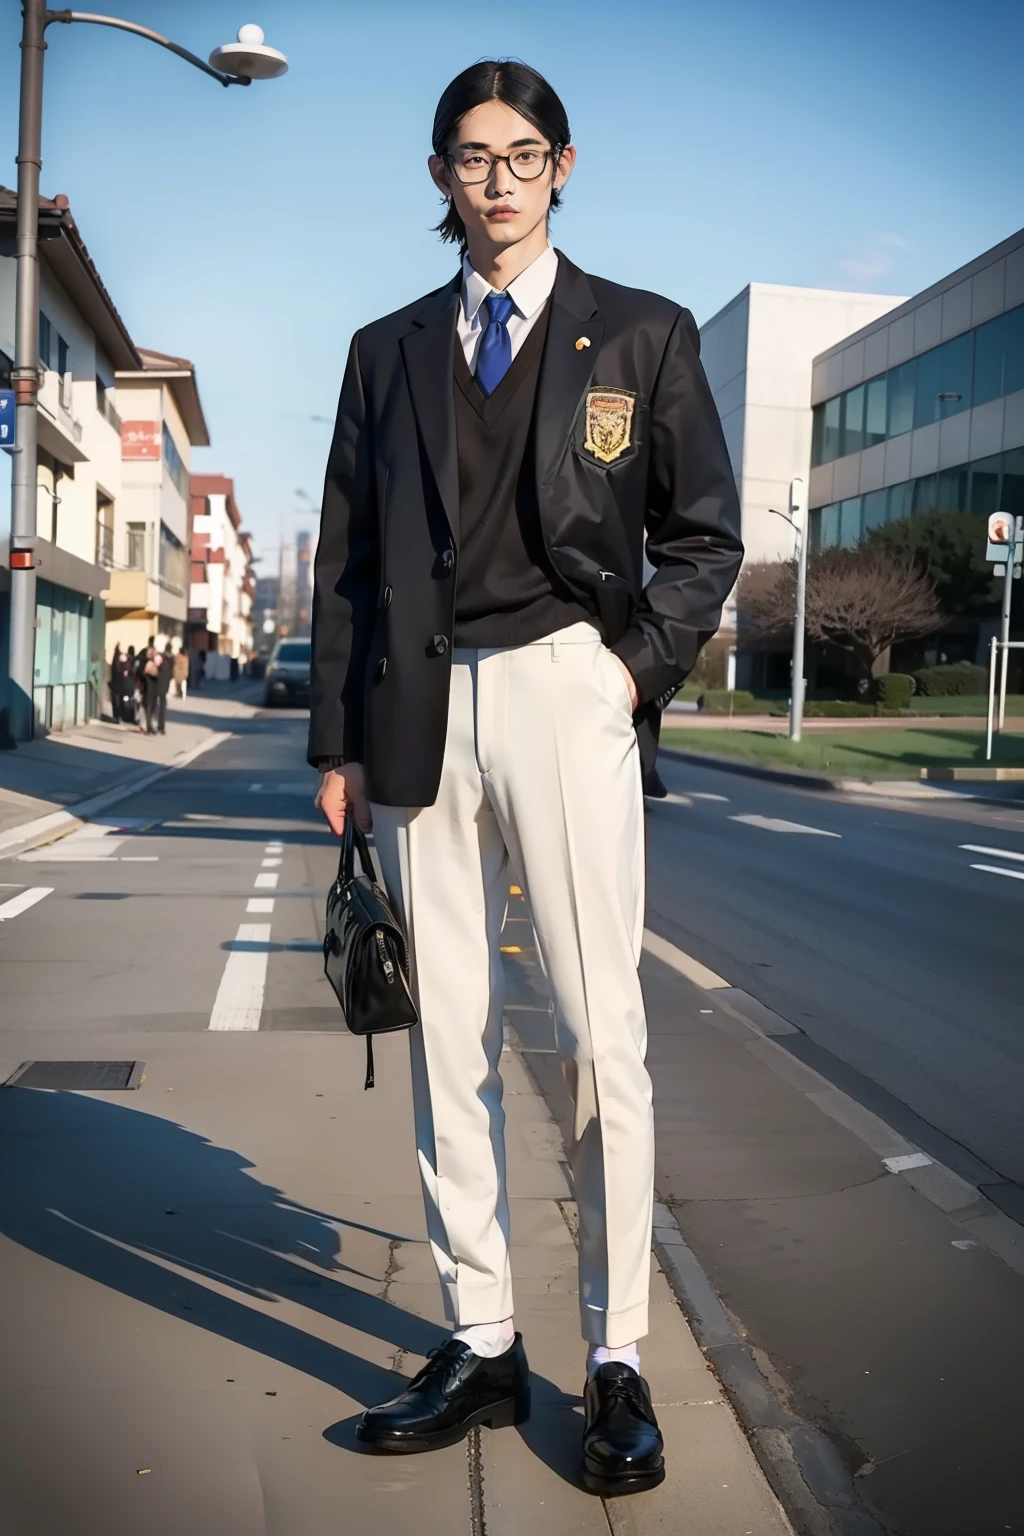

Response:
(356, 1334), (530, 1453)
(642, 767), (669, 799)
(582, 1362), (665, 1494)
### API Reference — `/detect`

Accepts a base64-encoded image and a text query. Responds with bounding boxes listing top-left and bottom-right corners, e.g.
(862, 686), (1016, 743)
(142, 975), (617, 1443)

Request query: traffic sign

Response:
(0, 388), (15, 450)
(986, 511), (1021, 562)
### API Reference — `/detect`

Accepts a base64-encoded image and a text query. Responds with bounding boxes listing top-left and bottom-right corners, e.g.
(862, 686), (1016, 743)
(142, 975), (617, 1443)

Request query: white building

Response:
(106, 348), (210, 654)
(188, 474), (254, 669)
(1, 187), (140, 729)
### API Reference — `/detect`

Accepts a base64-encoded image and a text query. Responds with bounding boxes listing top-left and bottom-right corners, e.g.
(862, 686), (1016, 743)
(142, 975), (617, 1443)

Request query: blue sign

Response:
(0, 389), (15, 450)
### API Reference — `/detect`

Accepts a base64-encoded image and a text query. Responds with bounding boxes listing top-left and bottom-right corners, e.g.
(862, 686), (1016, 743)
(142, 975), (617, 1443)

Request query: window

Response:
(887, 360), (915, 438)
(822, 396), (842, 462)
(913, 333), (972, 429)
(158, 521), (187, 595)
(96, 376), (122, 434)
(811, 404), (825, 466)
(839, 497), (862, 546)
(842, 385), (865, 456)
(1004, 447), (1024, 519)
(886, 481), (913, 524)
(865, 376), (887, 448)
(862, 488), (888, 532)
(37, 311), (70, 377)
(973, 304), (1024, 407)
(126, 521), (147, 570)
(276, 640), (312, 664)
(162, 423), (189, 500)
(934, 467), (968, 512)
(38, 312), (51, 367)
(96, 492), (114, 568)
(819, 503), (840, 546)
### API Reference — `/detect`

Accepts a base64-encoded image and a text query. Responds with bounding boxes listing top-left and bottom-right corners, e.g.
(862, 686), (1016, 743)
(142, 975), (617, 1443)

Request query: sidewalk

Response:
(0, 684), (263, 850)
(0, 1025), (792, 1534)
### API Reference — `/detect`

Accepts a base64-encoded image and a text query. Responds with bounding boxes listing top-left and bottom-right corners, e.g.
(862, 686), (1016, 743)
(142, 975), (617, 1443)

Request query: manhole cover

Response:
(3, 1060), (146, 1091)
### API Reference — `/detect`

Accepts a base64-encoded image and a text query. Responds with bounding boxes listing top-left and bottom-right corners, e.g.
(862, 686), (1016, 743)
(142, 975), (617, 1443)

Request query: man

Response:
(172, 642), (189, 700)
(155, 642), (173, 734)
(310, 61), (742, 1494)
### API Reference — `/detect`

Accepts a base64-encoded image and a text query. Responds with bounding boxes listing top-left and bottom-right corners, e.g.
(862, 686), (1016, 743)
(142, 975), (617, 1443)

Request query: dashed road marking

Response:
(689, 792), (729, 802)
(960, 844), (1024, 864)
(883, 1152), (932, 1173)
(208, 924), (272, 1031)
(970, 863), (1024, 884)
(247, 897), (275, 914)
(730, 814), (840, 838)
(261, 857), (282, 868)
(254, 872), (279, 889)
(0, 887), (53, 922)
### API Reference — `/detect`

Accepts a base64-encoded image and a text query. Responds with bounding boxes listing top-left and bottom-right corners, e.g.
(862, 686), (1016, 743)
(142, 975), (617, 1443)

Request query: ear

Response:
(428, 154), (452, 196)
(553, 143), (577, 193)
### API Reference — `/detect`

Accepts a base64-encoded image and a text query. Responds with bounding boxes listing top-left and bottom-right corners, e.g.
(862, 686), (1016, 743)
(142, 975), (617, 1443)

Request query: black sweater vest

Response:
(452, 303), (591, 648)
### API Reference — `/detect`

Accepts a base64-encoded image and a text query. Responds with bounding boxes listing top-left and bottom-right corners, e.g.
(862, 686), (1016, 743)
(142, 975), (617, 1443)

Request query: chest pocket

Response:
(573, 386), (644, 471)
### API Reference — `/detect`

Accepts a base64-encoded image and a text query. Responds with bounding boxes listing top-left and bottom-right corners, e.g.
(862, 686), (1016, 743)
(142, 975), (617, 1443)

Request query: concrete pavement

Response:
(0, 711), (792, 1536)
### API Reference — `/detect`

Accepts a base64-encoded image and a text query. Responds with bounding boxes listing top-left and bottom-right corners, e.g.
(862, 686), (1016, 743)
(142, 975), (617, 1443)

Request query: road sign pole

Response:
(986, 635), (997, 762)
(997, 518), (1021, 733)
(789, 477), (807, 744)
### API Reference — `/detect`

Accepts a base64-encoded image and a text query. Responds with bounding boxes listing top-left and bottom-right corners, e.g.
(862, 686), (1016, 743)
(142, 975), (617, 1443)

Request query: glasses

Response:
(444, 147), (557, 185)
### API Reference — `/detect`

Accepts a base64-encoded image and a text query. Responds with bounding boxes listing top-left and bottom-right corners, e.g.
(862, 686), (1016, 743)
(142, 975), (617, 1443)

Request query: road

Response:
(646, 753), (1024, 1200)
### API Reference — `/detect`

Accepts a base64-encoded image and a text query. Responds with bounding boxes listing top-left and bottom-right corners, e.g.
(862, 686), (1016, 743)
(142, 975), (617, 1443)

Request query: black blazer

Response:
(309, 251), (742, 806)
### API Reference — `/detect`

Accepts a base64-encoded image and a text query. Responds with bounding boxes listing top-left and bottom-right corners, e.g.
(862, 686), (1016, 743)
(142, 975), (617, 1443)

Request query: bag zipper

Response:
(376, 927), (396, 983)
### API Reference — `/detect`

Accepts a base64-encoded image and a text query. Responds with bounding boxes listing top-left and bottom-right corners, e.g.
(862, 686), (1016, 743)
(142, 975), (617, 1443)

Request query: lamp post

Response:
(768, 476), (807, 742)
(6, 7), (287, 741)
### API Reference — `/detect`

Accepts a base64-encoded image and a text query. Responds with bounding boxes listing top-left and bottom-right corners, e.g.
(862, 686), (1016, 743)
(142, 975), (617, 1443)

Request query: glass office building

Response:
(808, 228), (1024, 557)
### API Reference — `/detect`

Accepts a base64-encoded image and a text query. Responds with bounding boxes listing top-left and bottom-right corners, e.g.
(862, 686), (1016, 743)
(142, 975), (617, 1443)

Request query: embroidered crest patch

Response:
(583, 388), (637, 464)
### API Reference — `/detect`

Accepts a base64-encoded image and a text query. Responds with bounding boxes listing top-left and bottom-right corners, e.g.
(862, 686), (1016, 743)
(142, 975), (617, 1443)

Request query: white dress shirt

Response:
(457, 244), (558, 373)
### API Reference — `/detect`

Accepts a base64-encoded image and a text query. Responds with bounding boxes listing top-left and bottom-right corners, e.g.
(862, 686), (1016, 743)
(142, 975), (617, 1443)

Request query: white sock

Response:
(586, 1342), (641, 1379)
(453, 1318), (515, 1359)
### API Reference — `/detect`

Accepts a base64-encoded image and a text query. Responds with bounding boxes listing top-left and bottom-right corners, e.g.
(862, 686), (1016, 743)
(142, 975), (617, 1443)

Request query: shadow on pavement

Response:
(0, 1088), (579, 1484)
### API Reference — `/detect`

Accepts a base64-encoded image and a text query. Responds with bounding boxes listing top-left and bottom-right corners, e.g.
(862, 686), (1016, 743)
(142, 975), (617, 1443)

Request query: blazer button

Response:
(383, 585), (393, 608)
(441, 550), (454, 573)
(431, 634), (449, 656)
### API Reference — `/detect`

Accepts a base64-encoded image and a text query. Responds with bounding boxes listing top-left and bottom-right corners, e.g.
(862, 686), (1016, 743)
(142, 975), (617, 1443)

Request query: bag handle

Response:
(337, 815), (375, 887)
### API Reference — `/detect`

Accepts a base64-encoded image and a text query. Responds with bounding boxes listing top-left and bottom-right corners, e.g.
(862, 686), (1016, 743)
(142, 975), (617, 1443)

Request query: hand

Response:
(315, 762), (372, 837)
(610, 653), (640, 711)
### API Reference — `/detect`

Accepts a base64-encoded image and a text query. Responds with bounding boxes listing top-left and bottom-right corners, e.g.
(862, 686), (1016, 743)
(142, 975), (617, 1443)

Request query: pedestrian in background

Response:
(110, 648), (134, 724)
(155, 643), (173, 735)
(140, 645), (161, 735)
(172, 644), (189, 699)
(310, 60), (741, 1492)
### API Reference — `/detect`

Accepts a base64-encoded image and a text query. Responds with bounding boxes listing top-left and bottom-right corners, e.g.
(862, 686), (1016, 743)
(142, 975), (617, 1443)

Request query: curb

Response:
(0, 730), (233, 859)
(658, 745), (1024, 806)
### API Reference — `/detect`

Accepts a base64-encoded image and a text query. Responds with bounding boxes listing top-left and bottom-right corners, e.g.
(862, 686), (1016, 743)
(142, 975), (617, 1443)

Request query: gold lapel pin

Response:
(575, 336), (591, 351)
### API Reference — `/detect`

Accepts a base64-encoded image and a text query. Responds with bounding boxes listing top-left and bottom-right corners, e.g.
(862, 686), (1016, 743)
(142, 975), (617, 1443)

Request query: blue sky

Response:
(1, 0), (1022, 560)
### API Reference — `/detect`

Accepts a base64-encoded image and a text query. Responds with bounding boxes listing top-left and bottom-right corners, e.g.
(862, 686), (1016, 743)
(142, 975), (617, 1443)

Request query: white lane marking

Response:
(265, 843), (284, 853)
(247, 897), (275, 914)
(254, 872), (279, 889)
(960, 844), (1024, 864)
(0, 887), (53, 922)
(122, 856), (159, 862)
(246, 782), (316, 796)
(971, 863), (1024, 883)
(730, 814), (841, 838)
(689, 792), (729, 802)
(655, 792), (693, 807)
(261, 857), (282, 868)
(248, 783), (263, 792)
(20, 823), (129, 861)
(643, 928), (729, 990)
(883, 1153), (932, 1173)
(208, 924), (271, 1031)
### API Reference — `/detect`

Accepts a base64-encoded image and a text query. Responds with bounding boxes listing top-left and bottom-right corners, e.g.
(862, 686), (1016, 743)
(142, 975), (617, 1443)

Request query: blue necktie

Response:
(475, 292), (515, 397)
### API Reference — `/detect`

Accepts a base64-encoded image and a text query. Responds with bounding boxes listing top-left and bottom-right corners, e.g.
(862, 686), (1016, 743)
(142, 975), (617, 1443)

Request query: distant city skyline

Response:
(1, 0), (1022, 561)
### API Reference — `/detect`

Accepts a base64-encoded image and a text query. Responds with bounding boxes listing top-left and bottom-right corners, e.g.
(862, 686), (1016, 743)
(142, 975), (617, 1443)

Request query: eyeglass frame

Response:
(442, 145), (564, 186)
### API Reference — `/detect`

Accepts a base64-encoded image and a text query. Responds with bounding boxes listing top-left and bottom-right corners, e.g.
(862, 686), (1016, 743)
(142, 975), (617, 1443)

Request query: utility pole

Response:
(7, 0), (47, 741)
(789, 477), (807, 743)
(5, 9), (286, 741)
(997, 517), (1021, 732)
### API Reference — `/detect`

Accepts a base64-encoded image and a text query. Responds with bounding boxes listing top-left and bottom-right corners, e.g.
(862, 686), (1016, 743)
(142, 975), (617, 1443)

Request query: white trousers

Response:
(371, 621), (653, 1346)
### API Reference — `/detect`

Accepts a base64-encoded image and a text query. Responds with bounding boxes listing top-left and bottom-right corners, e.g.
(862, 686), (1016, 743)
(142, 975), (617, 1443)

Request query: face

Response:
(429, 99), (575, 254)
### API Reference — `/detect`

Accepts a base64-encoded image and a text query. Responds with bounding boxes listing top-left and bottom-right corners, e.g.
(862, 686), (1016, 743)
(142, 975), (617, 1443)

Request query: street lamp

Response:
(6, 7), (287, 741)
(768, 477), (807, 742)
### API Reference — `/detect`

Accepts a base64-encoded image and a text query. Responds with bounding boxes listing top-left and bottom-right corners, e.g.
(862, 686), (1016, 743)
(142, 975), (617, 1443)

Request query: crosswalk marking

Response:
(730, 814), (840, 838)
(0, 887), (53, 922)
(208, 924), (272, 1031)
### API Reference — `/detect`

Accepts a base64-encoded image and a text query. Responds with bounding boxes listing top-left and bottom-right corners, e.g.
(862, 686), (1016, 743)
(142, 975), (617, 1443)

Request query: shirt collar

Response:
(461, 244), (558, 325)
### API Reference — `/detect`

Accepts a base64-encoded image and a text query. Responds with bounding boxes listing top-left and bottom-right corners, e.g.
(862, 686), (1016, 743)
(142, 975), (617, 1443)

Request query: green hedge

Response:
(698, 689), (761, 713)
(803, 700), (878, 717)
(913, 663), (989, 696)
(875, 674), (914, 710)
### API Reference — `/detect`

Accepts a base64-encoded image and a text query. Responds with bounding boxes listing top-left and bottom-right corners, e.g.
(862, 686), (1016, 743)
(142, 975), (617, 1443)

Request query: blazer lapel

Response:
(534, 253), (604, 492)
(400, 275), (461, 543)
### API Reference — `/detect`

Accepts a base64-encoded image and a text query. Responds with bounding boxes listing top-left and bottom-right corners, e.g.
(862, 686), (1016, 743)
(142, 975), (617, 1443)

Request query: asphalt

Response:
(0, 706), (791, 1536)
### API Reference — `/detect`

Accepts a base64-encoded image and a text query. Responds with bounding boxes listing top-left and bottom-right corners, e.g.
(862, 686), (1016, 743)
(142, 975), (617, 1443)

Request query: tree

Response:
(867, 509), (1000, 618)
(738, 546), (943, 683)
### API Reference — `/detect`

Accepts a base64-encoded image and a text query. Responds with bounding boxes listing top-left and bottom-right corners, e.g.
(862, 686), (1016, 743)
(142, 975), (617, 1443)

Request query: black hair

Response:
(432, 61), (570, 251)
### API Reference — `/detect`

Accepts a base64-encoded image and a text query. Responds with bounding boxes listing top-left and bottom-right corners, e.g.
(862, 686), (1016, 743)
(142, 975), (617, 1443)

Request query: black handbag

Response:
(323, 818), (418, 1088)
